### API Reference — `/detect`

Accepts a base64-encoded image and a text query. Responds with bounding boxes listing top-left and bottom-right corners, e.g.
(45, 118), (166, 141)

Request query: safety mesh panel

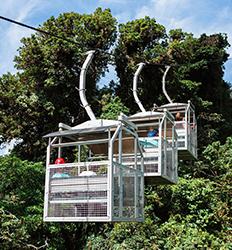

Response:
(47, 163), (108, 219)
(115, 155), (143, 172)
(113, 164), (143, 220)
(137, 175), (143, 217)
(166, 141), (173, 179)
(143, 155), (158, 173)
(113, 165), (120, 217)
(48, 202), (107, 217)
(122, 168), (135, 218)
(178, 135), (186, 148)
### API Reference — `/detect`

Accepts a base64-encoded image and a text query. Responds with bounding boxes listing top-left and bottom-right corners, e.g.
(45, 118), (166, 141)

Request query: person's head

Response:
(175, 113), (181, 119)
(55, 158), (65, 164)
(56, 168), (64, 173)
(182, 117), (185, 121)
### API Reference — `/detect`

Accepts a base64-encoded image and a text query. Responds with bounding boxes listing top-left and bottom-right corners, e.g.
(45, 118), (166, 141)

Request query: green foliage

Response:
(0, 155), (45, 248)
(86, 138), (232, 249)
(114, 18), (231, 151)
(99, 94), (130, 120)
(0, 154), (97, 249)
(0, 8), (232, 250)
(87, 218), (159, 249)
(0, 8), (117, 161)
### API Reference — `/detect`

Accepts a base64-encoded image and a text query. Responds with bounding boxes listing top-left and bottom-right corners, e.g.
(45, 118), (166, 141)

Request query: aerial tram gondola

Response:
(128, 63), (178, 185)
(43, 51), (144, 222)
(156, 66), (198, 160)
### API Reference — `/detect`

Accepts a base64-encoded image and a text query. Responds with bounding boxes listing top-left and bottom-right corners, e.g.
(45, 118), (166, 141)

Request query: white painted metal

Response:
(133, 63), (146, 113)
(159, 65), (197, 160)
(162, 66), (173, 104)
(43, 113), (144, 222)
(129, 109), (178, 185)
(79, 50), (97, 121)
(158, 101), (197, 160)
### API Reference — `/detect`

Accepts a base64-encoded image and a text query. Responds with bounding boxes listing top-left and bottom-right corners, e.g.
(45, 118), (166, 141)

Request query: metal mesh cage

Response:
(46, 163), (109, 221)
(44, 114), (144, 222)
(113, 163), (144, 221)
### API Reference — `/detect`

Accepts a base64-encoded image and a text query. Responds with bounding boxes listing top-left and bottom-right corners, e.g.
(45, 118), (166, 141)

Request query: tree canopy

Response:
(0, 8), (231, 250)
(0, 8), (117, 161)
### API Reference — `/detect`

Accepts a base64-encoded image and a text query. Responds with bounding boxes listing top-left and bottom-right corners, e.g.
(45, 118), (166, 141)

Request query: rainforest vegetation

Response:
(0, 8), (231, 249)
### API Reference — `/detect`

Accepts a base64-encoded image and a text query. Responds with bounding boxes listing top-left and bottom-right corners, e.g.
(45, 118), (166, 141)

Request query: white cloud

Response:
(115, 11), (132, 24)
(0, 0), (49, 75)
(99, 0), (125, 3)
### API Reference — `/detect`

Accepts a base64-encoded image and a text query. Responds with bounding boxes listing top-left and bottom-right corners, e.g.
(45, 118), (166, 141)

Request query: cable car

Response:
(156, 66), (197, 160)
(128, 63), (178, 185)
(43, 51), (144, 222)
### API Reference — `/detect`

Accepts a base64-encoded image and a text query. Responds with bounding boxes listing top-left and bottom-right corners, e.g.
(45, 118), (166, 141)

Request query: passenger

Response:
(51, 158), (71, 178)
(139, 129), (159, 148)
(182, 117), (185, 128)
(55, 157), (66, 164)
(147, 129), (159, 137)
(182, 117), (189, 135)
(175, 112), (182, 129)
(175, 112), (181, 122)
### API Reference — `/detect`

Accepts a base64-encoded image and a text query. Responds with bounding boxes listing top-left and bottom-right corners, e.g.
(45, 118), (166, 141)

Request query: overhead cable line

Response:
(0, 15), (229, 68)
(0, 15), (97, 51)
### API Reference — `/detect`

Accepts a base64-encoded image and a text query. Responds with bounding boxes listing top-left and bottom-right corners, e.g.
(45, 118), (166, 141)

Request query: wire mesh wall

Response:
(43, 114), (145, 222)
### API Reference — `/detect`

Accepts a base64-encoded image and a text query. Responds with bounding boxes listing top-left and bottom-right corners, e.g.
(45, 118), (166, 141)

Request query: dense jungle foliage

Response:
(0, 8), (231, 249)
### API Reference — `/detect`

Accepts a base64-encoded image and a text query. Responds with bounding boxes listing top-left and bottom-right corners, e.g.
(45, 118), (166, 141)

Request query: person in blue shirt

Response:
(51, 170), (70, 178)
(51, 157), (71, 178)
(140, 129), (159, 148)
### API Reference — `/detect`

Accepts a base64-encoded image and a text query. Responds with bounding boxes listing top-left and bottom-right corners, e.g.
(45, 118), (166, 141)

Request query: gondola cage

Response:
(128, 63), (178, 185)
(157, 66), (197, 160)
(43, 51), (144, 222)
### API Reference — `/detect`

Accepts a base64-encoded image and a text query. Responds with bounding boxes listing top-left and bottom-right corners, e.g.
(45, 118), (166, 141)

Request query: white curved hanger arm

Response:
(133, 63), (146, 113)
(162, 65), (173, 104)
(79, 50), (97, 121)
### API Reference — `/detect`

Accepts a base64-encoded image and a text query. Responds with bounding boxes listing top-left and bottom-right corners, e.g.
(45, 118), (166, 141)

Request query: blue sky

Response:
(0, 0), (232, 154)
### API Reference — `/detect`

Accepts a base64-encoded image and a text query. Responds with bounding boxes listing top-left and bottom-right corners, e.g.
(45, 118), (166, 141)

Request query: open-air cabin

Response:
(157, 100), (197, 160)
(128, 109), (178, 185)
(43, 114), (144, 222)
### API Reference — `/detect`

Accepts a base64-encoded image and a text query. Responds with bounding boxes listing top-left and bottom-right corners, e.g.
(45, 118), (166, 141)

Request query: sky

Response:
(0, 0), (232, 154)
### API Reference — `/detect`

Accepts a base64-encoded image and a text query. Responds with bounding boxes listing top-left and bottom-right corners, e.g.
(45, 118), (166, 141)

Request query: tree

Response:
(113, 17), (167, 113)
(0, 10), (232, 249)
(114, 21), (231, 151)
(86, 138), (232, 249)
(0, 8), (117, 161)
(99, 93), (131, 120)
(0, 154), (97, 250)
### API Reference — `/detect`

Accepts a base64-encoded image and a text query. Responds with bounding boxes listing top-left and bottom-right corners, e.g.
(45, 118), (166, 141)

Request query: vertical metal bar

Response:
(134, 137), (137, 170)
(172, 120), (175, 181)
(108, 129), (113, 221)
(164, 115), (167, 176)
(78, 145), (81, 162)
(134, 137), (138, 218)
(58, 137), (62, 158)
(158, 121), (162, 175)
(185, 110), (188, 149)
(43, 138), (51, 220)
(119, 129), (123, 218)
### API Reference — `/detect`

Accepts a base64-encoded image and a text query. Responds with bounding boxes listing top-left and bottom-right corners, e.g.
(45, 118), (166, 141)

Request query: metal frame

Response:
(128, 109), (178, 185)
(157, 101), (197, 160)
(159, 65), (197, 160)
(43, 114), (144, 222)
